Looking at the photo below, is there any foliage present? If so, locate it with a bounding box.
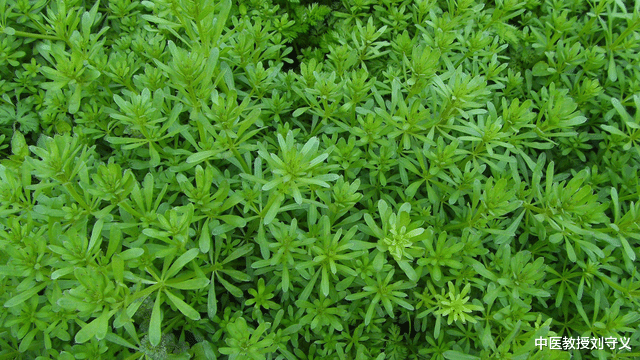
[1,0,640,359]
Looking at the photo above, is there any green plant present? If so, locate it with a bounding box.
[1,0,639,358]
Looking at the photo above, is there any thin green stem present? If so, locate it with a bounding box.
[11,29,60,41]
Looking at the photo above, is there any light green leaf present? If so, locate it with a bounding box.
[4,282,47,308]
[398,260,418,282]
[149,292,162,347]
[566,240,576,262]
[75,309,115,343]
[471,261,498,281]
[292,107,309,117]
[113,254,124,284]
[208,277,217,319]
[364,213,383,238]
[187,150,221,164]
[19,328,38,353]
[263,193,284,225]
[143,228,171,240]
[218,215,247,228]
[166,248,200,278]
[199,219,211,253]
[601,124,626,136]
[167,277,210,290]
[619,235,636,261]
[69,84,82,114]
[106,136,147,145]
[165,290,201,320]
[608,53,617,82]
[532,61,555,76]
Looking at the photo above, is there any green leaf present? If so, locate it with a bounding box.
[113,254,124,284]
[292,107,309,117]
[167,277,210,290]
[218,215,247,228]
[88,219,104,254]
[532,61,556,76]
[120,248,144,260]
[405,180,423,198]
[106,136,147,145]
[397,260,418,282]
[4,282,47,308]
[19,328,38,353]
[105,333,138,350]
[494,209,525,245]
[471,261,498,281]
[608,53,617,82]
[165,290,201,320]
[263,193,284,225]
[566,240,576,262]
[217,275,243,298]
[69,84,82,114]
[364,294,380,325]
[212,0,231,44]
[373,251,385,271]
[299,268,321,303]
[199,219,211,253]
[601,124,626,136]
[187,150,222,164]
[193,340,218,360]
[143,228,171,241]
[221,269,251,282]
[165,248,200,278]
[549,233,563,244]
[149,292,162,347]
[51,267,75,280]
[75,309,114,343]
[222,244,254,265]
[208,277,217,319]
[619,235,636,261]
[364,213,383,238]
[106,226,123,259]
[149,143,160,166]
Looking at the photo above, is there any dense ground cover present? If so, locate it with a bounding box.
[0,0,639,359]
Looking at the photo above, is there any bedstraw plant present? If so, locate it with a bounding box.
[1,0,639,359]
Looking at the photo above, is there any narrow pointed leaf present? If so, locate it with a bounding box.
[165,290,201,320]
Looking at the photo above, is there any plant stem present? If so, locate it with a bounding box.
[10,29,60,41]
